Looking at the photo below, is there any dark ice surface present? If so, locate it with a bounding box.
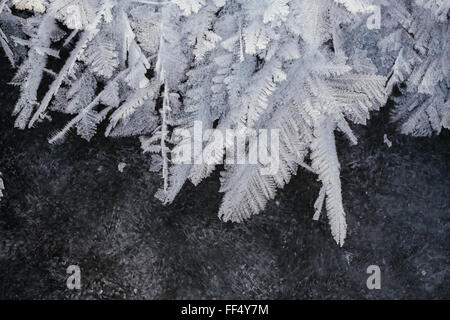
[0,58,448,299]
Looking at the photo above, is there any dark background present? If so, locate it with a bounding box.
[0,57,448,299]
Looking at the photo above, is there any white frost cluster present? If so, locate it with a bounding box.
[11,0,47,13]
[0,0,448,246]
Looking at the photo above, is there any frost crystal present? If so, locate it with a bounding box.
[1,0,448,246]
[0,173,4,201]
